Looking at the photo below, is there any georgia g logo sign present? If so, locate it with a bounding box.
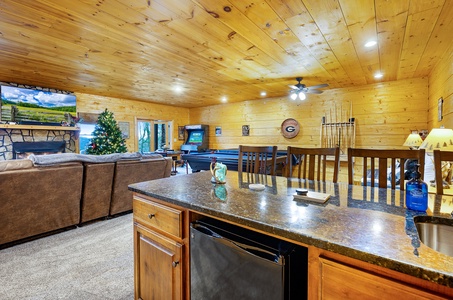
[281,118,300,139]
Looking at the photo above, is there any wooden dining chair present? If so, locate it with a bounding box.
[238,145,278,175]
[286,146,340,182]
[433,149,453,194]
[347,148,425,190]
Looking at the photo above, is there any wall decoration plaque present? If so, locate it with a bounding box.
[281,118,300,139]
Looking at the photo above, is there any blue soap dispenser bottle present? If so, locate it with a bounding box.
[405,164,428,211]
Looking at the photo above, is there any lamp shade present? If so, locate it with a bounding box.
[403,133,423,148]
[419,128,453,152]
[298,91,306,100]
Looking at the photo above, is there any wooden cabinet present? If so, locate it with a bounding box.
[319,257,449,300]
[133,195,187,300]
[131,192,453,300]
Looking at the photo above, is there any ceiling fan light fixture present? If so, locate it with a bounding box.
[290,92,298,100]
[298,91,306,100]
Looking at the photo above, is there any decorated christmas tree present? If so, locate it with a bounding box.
[85,108,127,155]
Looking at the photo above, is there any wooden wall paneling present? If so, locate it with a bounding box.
[414,1,453,78]
[375,0,410,82]
[228,0,328,82]
[428,40,453,129]
[339,0,379,84]
[76,93,189,152]
[190,78,428,184]
[192,0,301,68]
[272,0,347,88]
[0,1,450,108]
[303,0,367,86]
[398,5,444,79]
[165,7,277,79]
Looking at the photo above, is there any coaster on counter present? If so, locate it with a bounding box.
[293,191,330,203]
[249,184,266,191]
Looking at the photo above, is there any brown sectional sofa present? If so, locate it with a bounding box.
[80,162,115,223]
[0,153,172,247]
[110,158,172,215]
[0,162,83,246]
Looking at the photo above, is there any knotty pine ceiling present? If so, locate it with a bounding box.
[0,0,451,108]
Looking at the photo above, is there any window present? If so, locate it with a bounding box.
[137,119,172,153]
[78,123,96,154]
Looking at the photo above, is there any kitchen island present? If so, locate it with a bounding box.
[129,171,453,299]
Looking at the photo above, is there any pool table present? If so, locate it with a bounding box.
[181,149,288,174]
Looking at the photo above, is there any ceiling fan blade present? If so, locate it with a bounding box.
[307,83,329,89]
[288,85,298,89]
[306,89,323,94]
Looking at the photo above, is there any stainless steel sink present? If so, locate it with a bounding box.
[415,219,453,257]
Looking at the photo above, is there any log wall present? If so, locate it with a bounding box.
[428,41,453,129]
[76,93,190,152]
[189,78,429,182]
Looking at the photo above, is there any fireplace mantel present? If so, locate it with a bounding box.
[0,124,80,131]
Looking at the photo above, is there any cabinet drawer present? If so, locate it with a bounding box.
[133,196,183,238]
[319,258,448,300]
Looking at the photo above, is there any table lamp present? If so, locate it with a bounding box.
[419,128,453,152]
[419,127,453,187]
[403,132,423,149]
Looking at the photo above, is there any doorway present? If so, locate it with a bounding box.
[136,119,172,153]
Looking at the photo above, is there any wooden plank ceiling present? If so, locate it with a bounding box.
[0,0,451,108]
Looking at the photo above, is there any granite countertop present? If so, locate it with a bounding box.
[128,171,453,288]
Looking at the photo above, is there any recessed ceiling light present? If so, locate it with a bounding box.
[173,86,183,93]
[365,40,377,47]
[221,96,227,102]
[374,73,383,79]
[260,91,267,97]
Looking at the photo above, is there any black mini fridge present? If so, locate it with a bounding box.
[190,219,307,300]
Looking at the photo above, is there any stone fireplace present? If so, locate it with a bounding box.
[0,126,78,160]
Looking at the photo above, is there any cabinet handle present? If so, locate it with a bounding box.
[148,213,155,219]
[172,261,179,268]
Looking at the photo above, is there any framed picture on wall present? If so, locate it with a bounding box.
[438,97,443,121]
[178,126,185,140]
[118,122,130,139]
[242,125,250,136]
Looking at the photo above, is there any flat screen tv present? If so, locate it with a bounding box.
[0,85,76,125]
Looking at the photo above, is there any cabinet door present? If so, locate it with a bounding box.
[319,258,448,300]
[134,223,183,300]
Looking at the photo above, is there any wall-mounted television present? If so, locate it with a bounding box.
[0,85,76,125]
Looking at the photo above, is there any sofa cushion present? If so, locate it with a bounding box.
[110,158,170,215]
[141,153,164,160]
[0,159,33,172]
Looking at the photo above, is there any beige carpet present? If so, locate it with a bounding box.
[0,214,134,300]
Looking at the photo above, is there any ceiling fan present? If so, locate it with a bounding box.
[288,77,328,100]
